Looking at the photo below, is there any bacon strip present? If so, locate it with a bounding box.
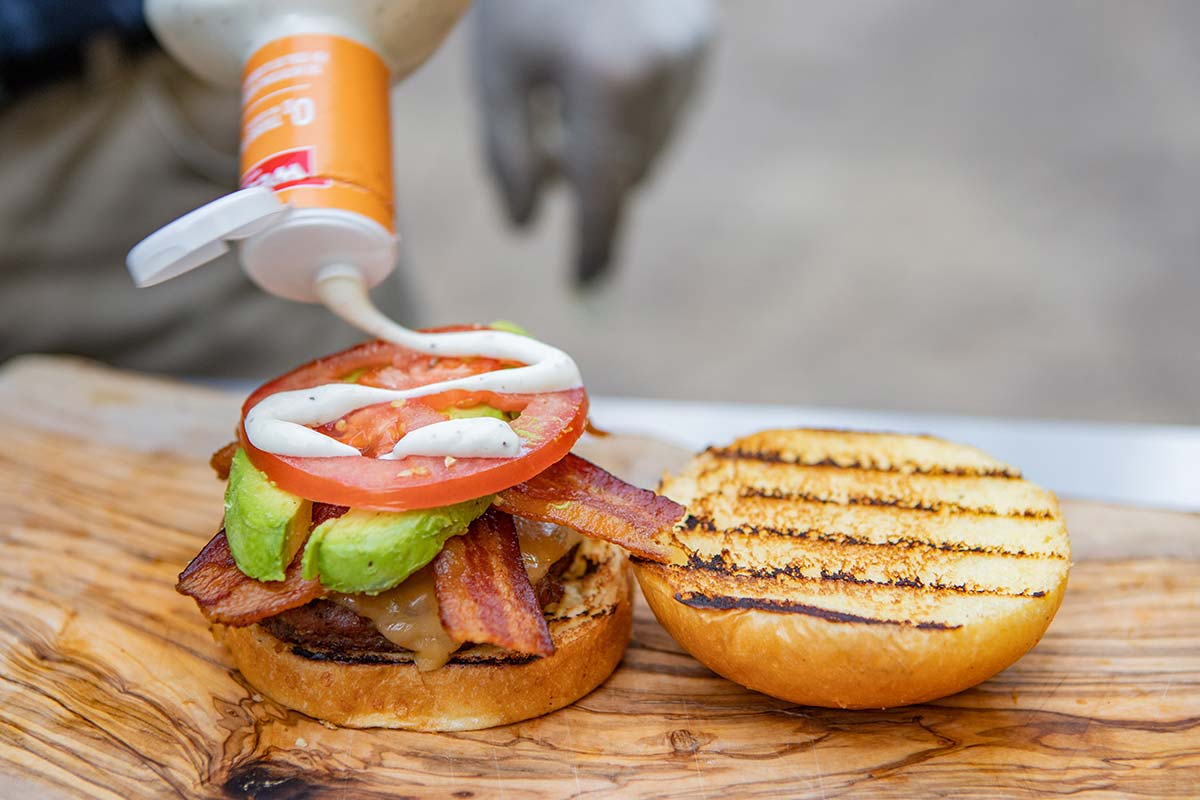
[176,531,327,626]
[310,502,349,527]
[433,510,554,656]
[495,454,685,563]
[210,441,238,480]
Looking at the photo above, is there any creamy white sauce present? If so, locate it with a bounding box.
[243,269,582,459]
[382,417,519,460]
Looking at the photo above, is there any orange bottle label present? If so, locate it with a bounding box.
[240,34,394,232]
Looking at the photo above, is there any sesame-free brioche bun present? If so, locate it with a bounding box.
[218,539,632,730]
[637,429,1070,709]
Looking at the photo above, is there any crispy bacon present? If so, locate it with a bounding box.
[183,449,681,635]
[433,510,554,656]
[176,531,327,626]
[310,502,349,527]
[584,418,610,438]
[210,441,238,480]
[495,454,685,563]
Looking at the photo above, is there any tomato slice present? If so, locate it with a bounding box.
[238,329,587,511]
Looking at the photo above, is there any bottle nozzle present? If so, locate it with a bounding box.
[314,263,403,344]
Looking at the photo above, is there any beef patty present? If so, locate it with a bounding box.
[260,545,577,654]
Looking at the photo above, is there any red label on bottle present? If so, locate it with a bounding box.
[241,147,332,192]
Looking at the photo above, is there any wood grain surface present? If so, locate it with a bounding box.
[1,356,1197,799]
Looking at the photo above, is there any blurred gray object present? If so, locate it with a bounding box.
[0,0,712,374]
[588,396,1200,512]
[1,1,1197,428]
[202,376,1200,511]
[393,0,1199,426]
[471,0,712,284]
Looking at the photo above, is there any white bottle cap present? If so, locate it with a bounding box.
[126,187,398,302]
[127,187,288,287]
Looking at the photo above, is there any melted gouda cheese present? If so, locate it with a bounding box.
[329,520,580,670]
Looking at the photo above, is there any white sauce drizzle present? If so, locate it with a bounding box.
[243,268,582,460]
[381,416,519,460]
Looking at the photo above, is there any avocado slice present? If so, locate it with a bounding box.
[224,448,311,582]
[445,404,512,421]
[301,495,492,594]
[488,319,529,336]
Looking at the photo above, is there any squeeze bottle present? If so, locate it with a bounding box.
[126,0,470,301]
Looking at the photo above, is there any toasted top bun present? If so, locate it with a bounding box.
[219,538,632,730]
[637,428,1071,709]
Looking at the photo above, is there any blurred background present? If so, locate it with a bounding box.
[2,0,1197,424]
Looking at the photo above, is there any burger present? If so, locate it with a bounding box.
[177,332,684,730]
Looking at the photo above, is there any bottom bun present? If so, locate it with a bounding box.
[217,540,632,730]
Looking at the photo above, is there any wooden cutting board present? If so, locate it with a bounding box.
[1,355,1196,799]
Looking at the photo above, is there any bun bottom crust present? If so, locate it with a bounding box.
[635,562,1067,709]
[218,543,633,730]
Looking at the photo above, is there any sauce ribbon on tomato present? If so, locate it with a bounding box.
[240,336,587,511]
[240,272,587,511]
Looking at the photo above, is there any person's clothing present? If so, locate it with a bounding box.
[0,0,147,104]
[0,0,143,59]
[0,40,410,378]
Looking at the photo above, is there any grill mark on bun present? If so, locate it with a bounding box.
[285,604,618,664]
[737,487,1055,519]
[709,448,1022,479]
[655,430,1069,662]
[543,604,617,624]
[681,552,1048,598]
[289,644,542,666]
[684,455,1058,519]
[683,494,1068,558]
[685,515,1066,560]
[673,591,962,631]
[650,560,1038,630]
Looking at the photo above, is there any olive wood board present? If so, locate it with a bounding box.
[0,355,1196,799]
